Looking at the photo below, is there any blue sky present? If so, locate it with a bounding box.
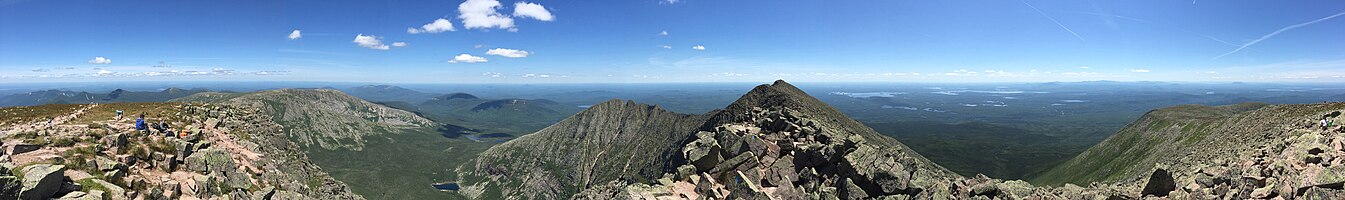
[1,0,1343,83]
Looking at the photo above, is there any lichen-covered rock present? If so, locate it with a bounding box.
[18,164,65,200]
[184,148,234,173]
[684,131,723,171]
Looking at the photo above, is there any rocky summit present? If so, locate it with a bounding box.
[454,80,1345,199]
[0,102,361,199]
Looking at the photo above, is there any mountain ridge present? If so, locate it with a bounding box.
[171,88,434,150]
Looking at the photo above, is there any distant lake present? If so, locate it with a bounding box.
[433,183,460,191]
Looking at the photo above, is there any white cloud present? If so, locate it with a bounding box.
[661,0,680,5]
[408,18,456,34]
[482,72,503,77]
[449,54,488,63]
[459,0,515,30]
[485,48,530,58]
[660,30,669,36]
[353,34,390,50]
[288,30,302,40]
[392,42,408,47]
[661,45,672,49]
[97,69,113,76]
[513,2,554,21]
[692,45,706,50]
[521,73,553,78]
[88,57,112,64]
[1130,69,1151,73]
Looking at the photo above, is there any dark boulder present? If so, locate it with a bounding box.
[1140,167,1176,197]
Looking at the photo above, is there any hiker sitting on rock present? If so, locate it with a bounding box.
[159,121,173,137]
[151,119,165,134]
[135,114,148,134]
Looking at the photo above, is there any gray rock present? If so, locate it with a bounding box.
[839,177,868,200]
[104,169,126,181]
[684,131,723,171]
[250,186,275,200]
[205,118,221,129]
[87,179,125,200]
[18,164,65,200]
[840,144,910,195]
[94,156,126,172]
[184,148,234,173]
[174,140,194,162]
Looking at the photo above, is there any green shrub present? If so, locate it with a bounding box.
[50,137,77,147]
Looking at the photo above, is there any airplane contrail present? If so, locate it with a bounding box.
[1212,11,1345,60]
[1021,0,1086,41]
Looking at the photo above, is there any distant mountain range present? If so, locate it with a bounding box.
[0,88,209,107]
[342,85,582,136]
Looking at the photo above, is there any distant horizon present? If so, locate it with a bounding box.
[5,79,1345,85]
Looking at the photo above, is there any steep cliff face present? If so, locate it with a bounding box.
[455,99,710,199]
[173,89,434,150]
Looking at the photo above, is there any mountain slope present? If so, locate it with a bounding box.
[172,89,434,150]
[1034,102,1340,183]
[1032,102,1269,185]
[455,99,709,199]
[1033,102,1345,198]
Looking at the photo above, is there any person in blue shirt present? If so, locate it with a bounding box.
[135,114,147,133]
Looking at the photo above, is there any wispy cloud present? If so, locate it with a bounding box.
[408,18,456,34]
[1021,0,1085,41]
[1130,69,1151,73]
[692,45,706,50]
[485,48,530,58]
[1212,10,1345,60]
[352,34,404,50]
